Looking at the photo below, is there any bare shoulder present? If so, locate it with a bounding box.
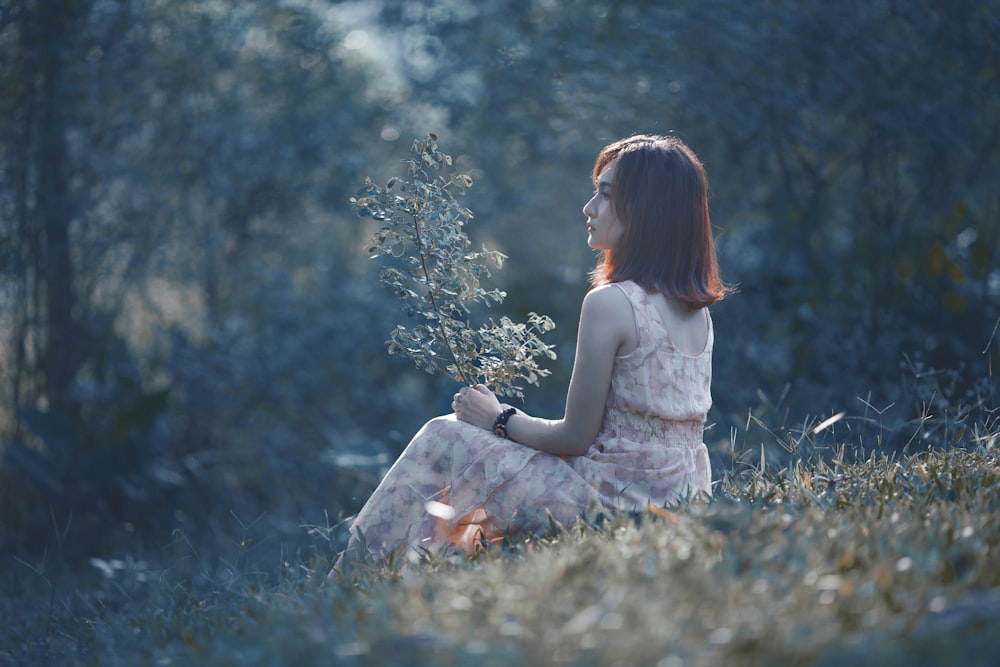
[580,283,638,355]
[582,283,632,316]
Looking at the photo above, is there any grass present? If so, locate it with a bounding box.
[2,420,999,666]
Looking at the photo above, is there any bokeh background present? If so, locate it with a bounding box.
[1,0,998,563]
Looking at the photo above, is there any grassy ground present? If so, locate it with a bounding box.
[2,428,999,665]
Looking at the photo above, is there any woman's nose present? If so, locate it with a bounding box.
[583,196,596,218]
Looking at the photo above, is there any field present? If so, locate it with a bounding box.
[3,423,998,666]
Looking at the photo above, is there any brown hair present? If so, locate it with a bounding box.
[590,135,730,308]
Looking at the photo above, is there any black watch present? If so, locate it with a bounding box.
[492,407,517,439]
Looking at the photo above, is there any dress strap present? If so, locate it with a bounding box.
[610,280,644,303]
[610,281,647,350]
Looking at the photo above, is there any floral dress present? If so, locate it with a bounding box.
[344,280,713,562]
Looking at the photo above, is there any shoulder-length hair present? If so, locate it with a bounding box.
[590,135,731,308]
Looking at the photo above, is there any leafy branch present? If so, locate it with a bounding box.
[352,134,556,399]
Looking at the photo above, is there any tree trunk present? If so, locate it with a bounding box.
[30,1,79,418]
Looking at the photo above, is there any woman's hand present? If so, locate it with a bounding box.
[452,384,504,432]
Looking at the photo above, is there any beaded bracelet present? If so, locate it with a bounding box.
[492,407,517,439]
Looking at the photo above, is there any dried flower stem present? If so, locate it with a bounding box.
[352,134,556,399]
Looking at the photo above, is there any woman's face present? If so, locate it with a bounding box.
[583,162,624,251]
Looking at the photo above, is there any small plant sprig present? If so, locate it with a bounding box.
[352,134,556,399]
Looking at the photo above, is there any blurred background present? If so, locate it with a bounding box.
[1,0,998,564]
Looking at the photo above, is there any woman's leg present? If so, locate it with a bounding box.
[334,416,479,569]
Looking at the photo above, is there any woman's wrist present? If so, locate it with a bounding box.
[492,407,517,439]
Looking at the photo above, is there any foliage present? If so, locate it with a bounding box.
[355,134,556,399]
[0,0,427,552]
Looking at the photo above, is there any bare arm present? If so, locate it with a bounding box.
[454,284,636,456]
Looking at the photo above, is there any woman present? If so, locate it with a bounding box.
[335,135,730,572]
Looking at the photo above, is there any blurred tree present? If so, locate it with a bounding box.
[665,0,1000,436]
[2,0,82,425]
[0,0,192,527]
[0,0,423,546]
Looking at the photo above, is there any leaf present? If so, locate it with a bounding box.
[355,134,557,395]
